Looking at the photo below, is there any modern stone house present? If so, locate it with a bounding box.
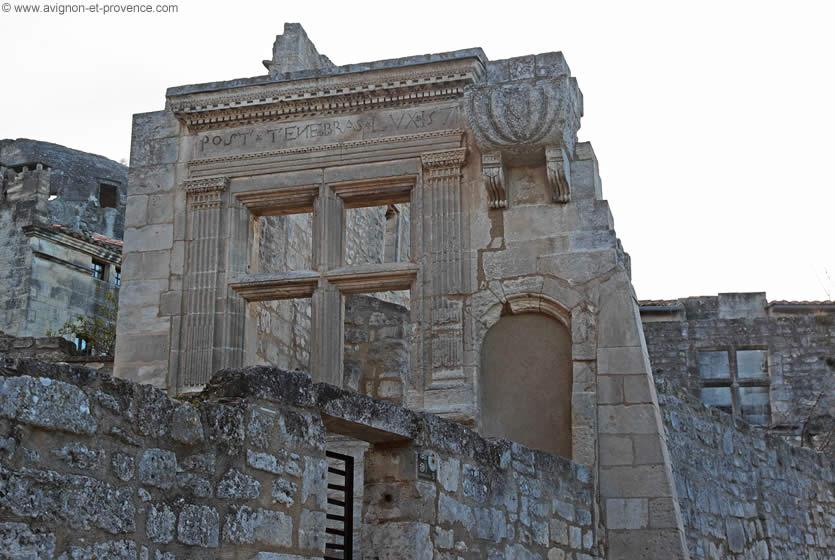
[0,24,832,560]
[0,140,127,351]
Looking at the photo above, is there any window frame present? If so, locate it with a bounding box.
[697,346,771,425]
[91,259,106,281]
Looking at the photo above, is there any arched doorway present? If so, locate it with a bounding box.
[480,312,572,457]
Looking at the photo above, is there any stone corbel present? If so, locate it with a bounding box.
[545,146,571,204]
[481,152,507,209]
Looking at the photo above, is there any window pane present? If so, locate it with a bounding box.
[737,350,768,379]
[91,261,105,280]
[739,386,770,426]
[701,386,732,413]
[698,351,730,379]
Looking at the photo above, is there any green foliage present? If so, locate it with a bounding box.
[47,289,119,356]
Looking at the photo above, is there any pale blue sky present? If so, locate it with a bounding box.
[3,0,833,301]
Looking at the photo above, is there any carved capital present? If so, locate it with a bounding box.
[545,146,571,204]
[183,176,229,194]
[481,152,507,209]
[420,148,467,180]
[420,148,467,169]
[184,176,228,209]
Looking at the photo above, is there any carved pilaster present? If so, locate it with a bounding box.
[178,176,229,389]
[546,145,571,203]
[420,148,467,295]
[420,148,468,391]
[481,152,507,209]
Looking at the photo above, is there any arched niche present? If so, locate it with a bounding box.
[479,296,572,458]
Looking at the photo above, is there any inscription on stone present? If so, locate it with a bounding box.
[195,105,460,158]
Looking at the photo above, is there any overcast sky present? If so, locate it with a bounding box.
[3,0,833,301]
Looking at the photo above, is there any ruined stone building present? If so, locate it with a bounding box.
[0,139,126,352]
[641,292,834,453]
[0,24,832,560]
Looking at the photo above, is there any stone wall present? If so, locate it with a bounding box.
[641,293,835,449]
[0,333,115,375]
[1,141,125,341]
[0,359,329,559]
[0,358,598,560]
[657,378,835,560]
[364,430,597,560]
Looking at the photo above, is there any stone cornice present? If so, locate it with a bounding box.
[23,224,122,264]
[168,58,485,132]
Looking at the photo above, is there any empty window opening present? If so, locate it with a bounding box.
[345,202,410,266]
[99,183,119,208]
[250,214,314,371]
[75,336,92,355]
[343,290,412,405]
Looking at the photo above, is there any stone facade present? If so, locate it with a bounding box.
[0,140,126,343]
[641,292,835,452]
[113,22,693,557]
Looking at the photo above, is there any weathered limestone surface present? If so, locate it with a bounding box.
[657,378,835,559]
[0,359,600,559]
[0,359,329,559]
[642,293,835,451]
[343,294,410,404]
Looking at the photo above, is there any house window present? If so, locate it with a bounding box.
[75,336,92,355]
[698,348,771,425]
[91,260,106,280]
[99,183,119,208]
[113,267,121,288]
